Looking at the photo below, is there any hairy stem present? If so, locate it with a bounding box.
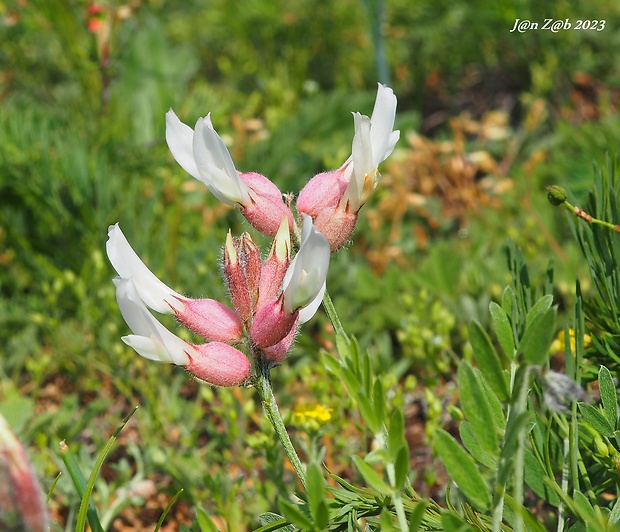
[253,354,307,491]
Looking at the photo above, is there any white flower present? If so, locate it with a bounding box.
[165,109,250,206]
[106,224,184,314]
[282,215,330,323]
[114,277,192,365]
[343,83,400,211]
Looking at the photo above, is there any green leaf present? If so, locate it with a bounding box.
[388,410,406,462]
[340,366,360,397]
[352,455,393,495]
[458,361,499,455]
[572,490,597,522]
[394,445,410,489]
[432,429,490,511]
[196,506,219,532]
[256,512,293,532]
[459,421,497,469]
[356,393,381,434]
[335,332,351,361]
[440,512,476,532]
[476,368,506,430]
[306,463,328,529]
[278,498,314,531]
[322,352,342,377]
[610,497,620,524]
[525,294,553,327]
[408,501,428,532]
[599,365,618,430]
[523,449,560,505]
[501,286,515,317]
[372,378,385,430]
[489,301,516,361]
[468,321,509,401]
[503,494,548,532]
[519,307,556,366]
[579,403,615,437]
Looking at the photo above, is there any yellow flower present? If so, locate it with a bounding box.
[551,329,592,354]
[292,404,333,426]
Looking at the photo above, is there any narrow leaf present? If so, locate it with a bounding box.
[394,444,410,489]
[388,409,406,462]
[458,361,499,455]
[523,449,560,505]
[525,294,553,327]
[519,308,556,365]
[278,499,314,530]
[459,421,497,469]
[468,321,509,401]
[352,455,393,495]
[408,501,428,532]
[579,403,615,437]
[432,429,490,511]
[489,301,515,360]
[599,365,618,430]
[306,463,326,527]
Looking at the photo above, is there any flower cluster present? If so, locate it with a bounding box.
[107,84,398,386]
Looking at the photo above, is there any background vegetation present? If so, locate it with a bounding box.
[1,0,620,529]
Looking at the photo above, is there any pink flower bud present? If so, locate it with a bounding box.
[261,318,299,365]
[187,342,251,386]
[223,231,261,323]
[256,217,291,313]
[240,172,295,237]
[282,215,330,323]
[296,166,349,218]
[174,298,243,344]
[116,279,250,387]
[250,297,298,349]
[312,203,358,252]
[0,414,48,532]
[296,84,399,249]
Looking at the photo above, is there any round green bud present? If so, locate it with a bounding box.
[546,185,567,206]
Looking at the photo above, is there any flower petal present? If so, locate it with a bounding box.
[369,83,400,166]
[192,115,250,205]
[165,109,200,180]
[115,278,192,365]
[282,216,330,317]
[106,224,184,314]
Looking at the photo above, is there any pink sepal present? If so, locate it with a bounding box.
[240,172,295,237]
[296,166,349,217]
[262,317,299,365]
[313,204,358,252]
[186,342,251,386]
[250,297,298,348]
[174,297,243,343]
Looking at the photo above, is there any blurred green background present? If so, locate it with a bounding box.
[1,0,620,528]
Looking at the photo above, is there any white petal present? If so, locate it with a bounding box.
[298,281,326,324]
[283,216,330,317]
[192,116,250,205]
[346,113,372,210]
[115,278,191,365]
[165,109,200,180]
[106,224,184,314]
[369,84,399,166]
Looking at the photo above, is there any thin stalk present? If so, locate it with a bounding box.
[547,185,620,233]
[253,354,307,490]
[512,366,531,532]
[491,360,518,532]
[322,290,346,338]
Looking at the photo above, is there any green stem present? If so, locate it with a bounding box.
[547,186,620,232]
[253,355,307,491]
[322,290,346,338]
[513,366,531,532]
